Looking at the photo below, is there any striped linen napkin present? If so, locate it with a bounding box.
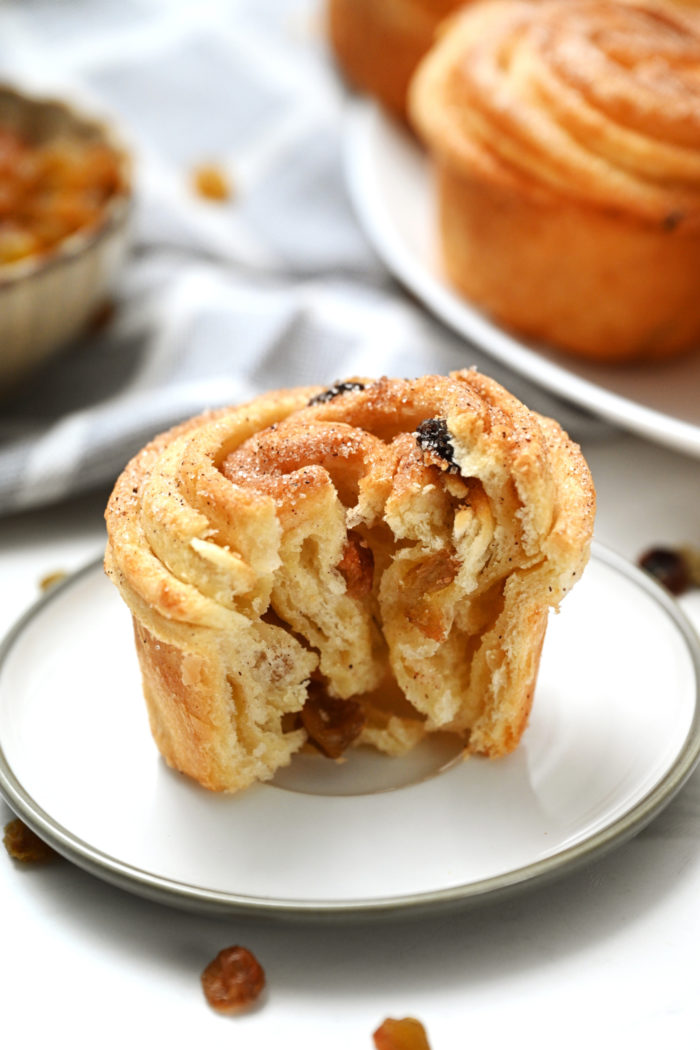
[0,0,609,516]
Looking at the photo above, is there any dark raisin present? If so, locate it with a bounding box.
[308,381,366,405]
[300,683,365,758]
[415,418,460,473]
[637,547,690,595]
[201,946,265,1013]
[662,211,684,232]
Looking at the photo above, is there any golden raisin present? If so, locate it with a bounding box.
[337,535,374,598]
[402,551,458,599]
[373,1017,432,1050]
[300,682,365,758]
[201,945,265,1013]
[3,818,57,862]
[0,126,125,264]
[191,164,232,202]
[406,601,449,643]
[401,551,458,641]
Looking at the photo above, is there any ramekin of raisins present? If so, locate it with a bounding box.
[0,83,131,391]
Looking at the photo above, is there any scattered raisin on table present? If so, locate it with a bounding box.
[201,945,265,1013]
[637,547,691,596]
[373,1017,433,1050]
[3,818,57,862]
[191,164,233,202]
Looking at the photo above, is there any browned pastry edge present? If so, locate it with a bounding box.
[437,161,700,361]
[327,0,457,118]
[105,372,595,792]
[409,0,700,362]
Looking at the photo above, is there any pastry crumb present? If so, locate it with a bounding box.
[39,569,68,592]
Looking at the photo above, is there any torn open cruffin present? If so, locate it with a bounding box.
[104,372,595,793]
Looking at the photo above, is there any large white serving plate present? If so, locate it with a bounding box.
[345,102,700,459]
[1,546,699,918]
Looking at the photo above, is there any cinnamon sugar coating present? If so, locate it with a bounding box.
[105,372,595,793]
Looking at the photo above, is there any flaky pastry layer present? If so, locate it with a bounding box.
[105,372,595,792]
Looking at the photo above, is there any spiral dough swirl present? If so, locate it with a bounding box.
[105,372,595,792]
[412,0,700,226]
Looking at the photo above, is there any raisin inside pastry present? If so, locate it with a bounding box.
[105,372,595,792]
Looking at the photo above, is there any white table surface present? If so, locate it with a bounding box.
[1,429,699,1049]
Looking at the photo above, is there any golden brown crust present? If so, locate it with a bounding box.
[105,372,595,792]
[409,0,700,361]
[327,0,464,118]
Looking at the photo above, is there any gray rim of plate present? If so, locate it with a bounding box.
[1,542,699,921]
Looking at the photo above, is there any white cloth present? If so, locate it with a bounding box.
[0,0,610,515]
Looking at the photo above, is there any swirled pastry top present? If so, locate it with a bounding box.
[104,372,594,790]
[106,373,594,632]
[409,0,700,228]
[406,0,466,20]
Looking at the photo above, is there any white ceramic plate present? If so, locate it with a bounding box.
[1,546,699,918]
[344,102,700,459]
